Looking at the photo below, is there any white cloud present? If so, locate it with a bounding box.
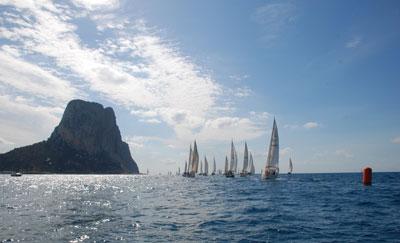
[0,51,79,104]
[234,86,253,98]
[139,118,161,124]
[391,136,400,144]
[71,0,119,11]
[229,74,249,81]
[280,147,293,157]
[252,2,296,44]
[0,137,14,145]
[346,36,362,48]
[0,95,62,152]
[303,122,319,129]
[335,149,354,158]
[125,135,165,149]
[196,116,265,142]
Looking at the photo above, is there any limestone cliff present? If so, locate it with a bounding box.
[0,100,139,174]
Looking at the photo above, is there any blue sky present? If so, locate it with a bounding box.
[0,0,399,173]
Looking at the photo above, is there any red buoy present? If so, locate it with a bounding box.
[362,167,372,186]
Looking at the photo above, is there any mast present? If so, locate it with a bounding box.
[265,118,279,172]
[242,142,249,173]
[224,156,228,174]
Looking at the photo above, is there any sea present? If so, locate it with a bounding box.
[1,173,399,242]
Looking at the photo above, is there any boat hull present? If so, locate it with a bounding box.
[225,171,235,178]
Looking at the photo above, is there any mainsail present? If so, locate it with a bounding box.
[234,149,238,173]
[213,157,216,174]
[200,160,203,174]
[204,156,209,175]
[224,156,228,174]
[242,142,249,173]
[264,118,279,177]
[192,141,199,173]
[289,158,293,173]
[230,141,235,171]
[187,145,192,173]
[249,153,255,174]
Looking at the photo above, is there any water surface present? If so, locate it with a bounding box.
[1,173,399,242]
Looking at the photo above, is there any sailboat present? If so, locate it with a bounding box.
[199,159,203,175]
[240,142,249,177]
[203,156,209,176]
[211,157,216,175]
[224,156,228,175]
[262,118,279,180]
[183,145,192,177]
[183,161,187,176]
[234,149,238,174]
[249,152,255,175]
[186,140,199,177]
[288,158,293,174]
[226,141,236,178]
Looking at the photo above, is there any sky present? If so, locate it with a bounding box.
[0,0,399,173]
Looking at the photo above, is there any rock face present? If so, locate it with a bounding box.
[0,100,139,174]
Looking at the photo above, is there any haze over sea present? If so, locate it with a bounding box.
[1,173,399,242]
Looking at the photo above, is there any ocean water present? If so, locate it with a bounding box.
[1,173,399,242]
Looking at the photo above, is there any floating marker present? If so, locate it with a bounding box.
[362,167,372,186]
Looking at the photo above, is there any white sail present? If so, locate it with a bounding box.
[224,156,228,174]
[200,160,203,174]
[289,158,293,173]
[213,157,216,173]
[242,142,249,173]
[192,140,199,173]
[230,141,235,171]
[234,149,238,173]
[250,153,255,174]
[204,156,209,175]
[263,118,279,178]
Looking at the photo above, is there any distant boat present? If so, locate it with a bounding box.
[211,157,216,175]
[240,142,249,177]
[183,145,192,177]
[224,156,228,175]
[185,141,199,177]
[249,152,255,175]
[199,159,203,175]
[262,118,279,180]
[203,156,209,176]
[226,141,236,178]
[288,158,293,174]
[11,172,22,177]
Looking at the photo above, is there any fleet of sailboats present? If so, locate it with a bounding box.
[181,119,288,180]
